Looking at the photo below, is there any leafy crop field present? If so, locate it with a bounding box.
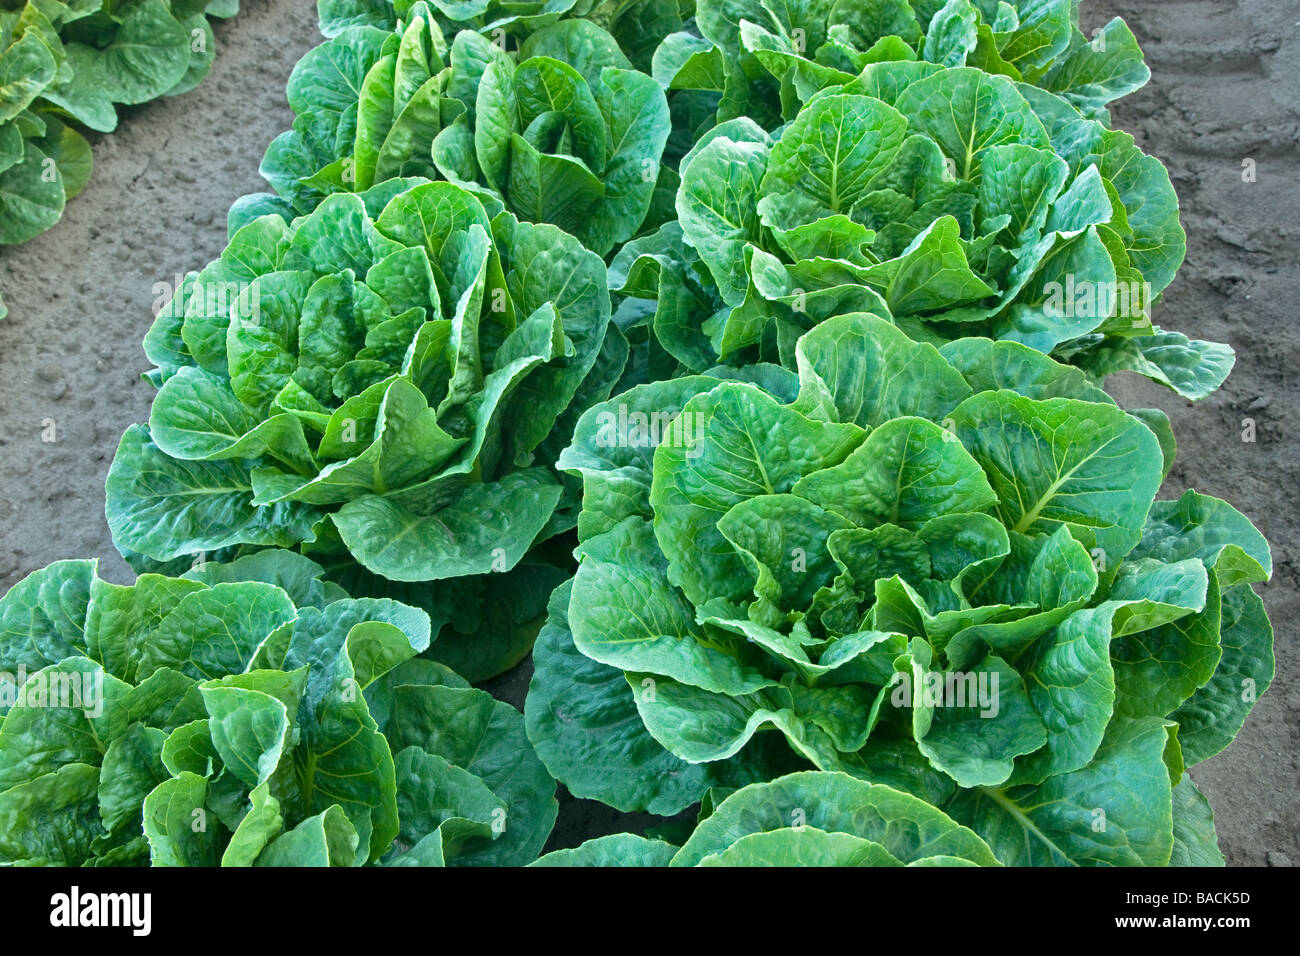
[0,0,1294,867]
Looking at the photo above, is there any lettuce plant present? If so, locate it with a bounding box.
[1,0,237,313]
[251,4,670,258]
[318,0,582,39]
[107,179,617,678]
[533,771,1002,866]
[34,1,236,131]
[248,8,442,224]
[614,62,1230,400]
[1,5,89,252]
[0,0,237,234]
[654,0,1149,138]
[318,0,687,73]
[526,312,1273,865]
[426,17,671,255]
[0,551,556,866]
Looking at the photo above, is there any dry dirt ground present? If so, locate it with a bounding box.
[0,0,1294,863]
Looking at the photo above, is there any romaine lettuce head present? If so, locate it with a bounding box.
[107,179,619,679]
[527,312,1273,865]
[655,0,1148,137]
[10,0,230,136]
[319,0,578,40]
[255,3,671,257]
[616,63,1229,400]
[318,0,685,73]
[532,770,1001,866]
[1,0,234,273]
[0,551,557,866]
[1,6,71,247]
